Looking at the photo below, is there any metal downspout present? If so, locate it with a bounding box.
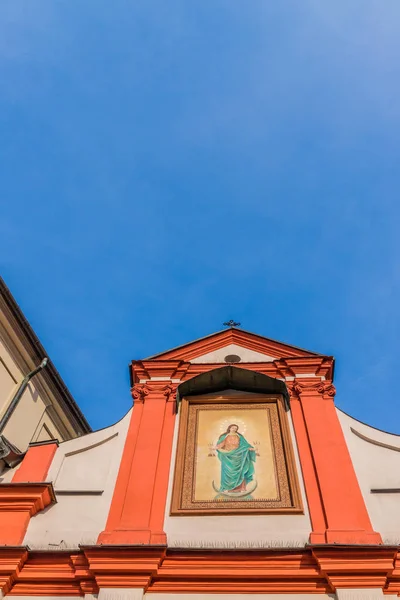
[0,358,48,434]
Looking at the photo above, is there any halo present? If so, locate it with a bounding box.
[219,417,247,434]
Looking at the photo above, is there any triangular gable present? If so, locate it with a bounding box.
[146,328,322,362]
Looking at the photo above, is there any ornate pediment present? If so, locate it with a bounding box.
[146,327,323,363]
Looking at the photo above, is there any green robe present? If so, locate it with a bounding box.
[216,432,256,492]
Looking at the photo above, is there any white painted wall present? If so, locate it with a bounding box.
[145,594,336,599]
[7,596,337,600]
[190,343,277,363]
[21,409,131,549]
[338,408,400,544]
[164,393,312,548]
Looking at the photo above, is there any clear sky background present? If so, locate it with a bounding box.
[1,1,399,432]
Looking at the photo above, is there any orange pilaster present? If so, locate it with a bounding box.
[291,380,381,545]
[12,441,58,483]
[98,382,177,545]
[0,442,58,546]
[0,483,55,545]
[289,393,327,543]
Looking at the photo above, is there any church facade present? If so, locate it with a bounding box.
[0,327,399,599]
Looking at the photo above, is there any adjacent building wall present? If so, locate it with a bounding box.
[0,277,91,463]
[0,337,65,448]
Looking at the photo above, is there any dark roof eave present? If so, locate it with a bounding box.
[0,277,91,434]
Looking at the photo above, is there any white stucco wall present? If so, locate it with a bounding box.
[338,408,400,544]
[22,409,131,549]
[190,343,277,363]
[145,594,336,599]
[164,393,312,548]
[9,591,397,600]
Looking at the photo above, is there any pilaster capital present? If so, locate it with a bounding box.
[131,383,151,403]
[288,379,336,399]
[131,382,178,403]
[162,382,178,402]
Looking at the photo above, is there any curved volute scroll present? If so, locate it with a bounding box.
[131,382,178,404]
[131,383,150,403]
[288,379,336,400]
[163,383,178,403]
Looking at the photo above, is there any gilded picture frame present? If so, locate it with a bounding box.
[171,393,303,515]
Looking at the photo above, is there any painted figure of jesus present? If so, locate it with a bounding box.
[215,424,256,493]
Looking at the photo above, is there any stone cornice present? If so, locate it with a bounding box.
[1,546,399,596]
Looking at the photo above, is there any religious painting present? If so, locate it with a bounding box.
[171,394,302,515]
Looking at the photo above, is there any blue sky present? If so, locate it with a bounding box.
[1,1,399,432]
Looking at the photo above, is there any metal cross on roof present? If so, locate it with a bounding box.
[223,319,241,328]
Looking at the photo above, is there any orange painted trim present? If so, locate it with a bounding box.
[292,380,382,545]
[0,548,27,596]
[0,483,55,545]
[12,442,58,483]
[153,328,322,361]
[289,394,327,543]
[99,383,177,545]
[131,356,334,384]
[312,546,396,590]
[3,546,400,595]
[98,401,144,537]
[85,547,165,590]
[148,398,176,544]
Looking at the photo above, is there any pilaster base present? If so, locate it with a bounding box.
[310,530,382,545]
[98,529,166,545]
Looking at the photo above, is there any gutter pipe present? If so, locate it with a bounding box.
[0,358,48,433]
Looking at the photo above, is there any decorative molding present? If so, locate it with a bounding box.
[131,382,178,403]
[84,547,165,590]
[0,483,55,514]
[64,432,118,457]
[312,547,396,590]
[288,380,336,398]
[2,547,400,595]
[350,427,400,453]
[132,360,189,383]
[371,488,400,494]
[131,384,150,403]
[168,538,307,549]
[148,328,323,362]
[0,548,27,596]
[162,383,178,402]
[55,489,104,496]
[0,483,56,545]
[7,552,98,597]
[132,358,334,386]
